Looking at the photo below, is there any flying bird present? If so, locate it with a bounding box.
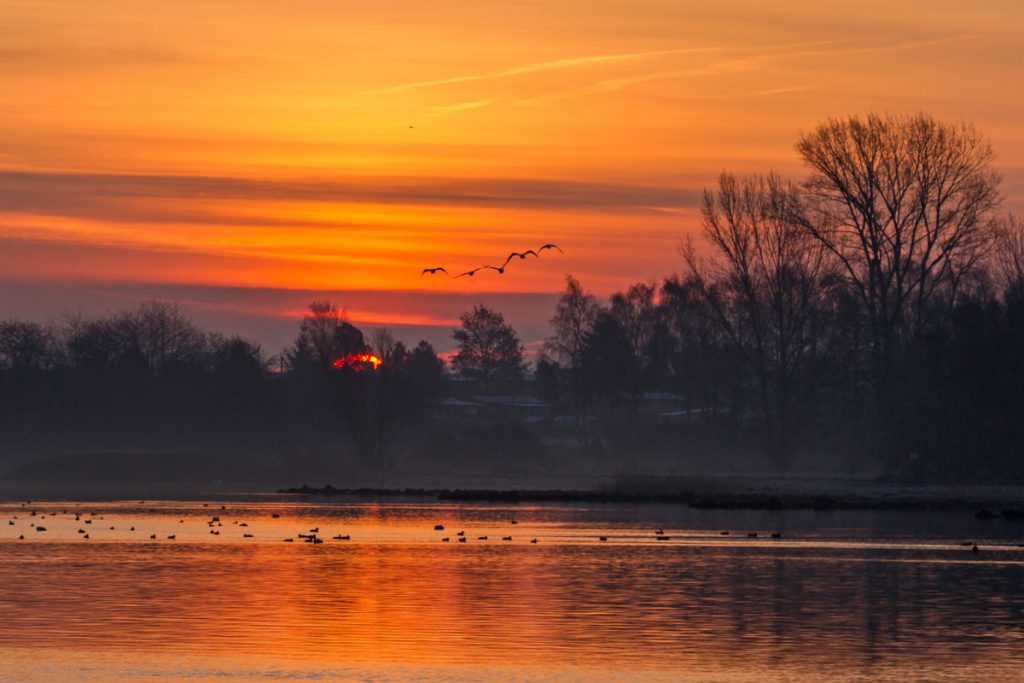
[500,250,538,269]
[537,243,564,254]
[455,266,487,278]
[481,265,506,275]
[421,267,449,276]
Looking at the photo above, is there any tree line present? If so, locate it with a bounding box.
[1,113,1022,482]
[538,113,1023,481]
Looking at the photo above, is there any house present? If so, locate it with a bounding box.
[434,394,549,424]
[470,394,549,422]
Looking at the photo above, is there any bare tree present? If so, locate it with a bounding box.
[995,214,1024,300]
[544,275,600,435]
[545,275,600,369]
[291,301,365,370]
[610,282,659,365]
[369,327,399,362]
[0,321,57,374]
[684,172,831,465]
[452,305,525,392]
[132,300,206,372]
[796,113,1002,466]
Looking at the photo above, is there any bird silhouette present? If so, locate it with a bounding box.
[455,266,487,278]
[421,267,449,276]
[500,250,538,269]
[537,243,564,254]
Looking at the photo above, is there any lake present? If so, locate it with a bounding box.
[1,500,1023,681]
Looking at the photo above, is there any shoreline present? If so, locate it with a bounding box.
[277,484,1024,517]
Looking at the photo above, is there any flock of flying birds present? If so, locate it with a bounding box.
[421,243,563,279]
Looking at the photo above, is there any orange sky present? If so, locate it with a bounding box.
[2,0,1022,351]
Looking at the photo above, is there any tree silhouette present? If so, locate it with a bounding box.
[684,172,832,467]
[797,113,1003,469]
[452,305,525,392]
[544,275,600,438]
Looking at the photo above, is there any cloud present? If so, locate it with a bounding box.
[431,98,498,113]
[755,86,814,96]
[0,42,193,70]
[365,47,723,95]
[516,35,977,105]
[0,170,702,219]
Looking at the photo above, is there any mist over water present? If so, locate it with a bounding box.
[2,501,1022,682]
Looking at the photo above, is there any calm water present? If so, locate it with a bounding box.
[1,500,1023,682]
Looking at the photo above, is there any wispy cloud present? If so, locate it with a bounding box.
[755,85,814,96]
[516,35,978,105]
[431,98,497,113]
[0,170,702,217]
[366,47,723,95]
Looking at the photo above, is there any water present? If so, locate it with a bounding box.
[1,500,1023,681]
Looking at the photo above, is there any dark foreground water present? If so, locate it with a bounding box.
[1,500,1023,682]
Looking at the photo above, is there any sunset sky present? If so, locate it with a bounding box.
[2,0,1022,353]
